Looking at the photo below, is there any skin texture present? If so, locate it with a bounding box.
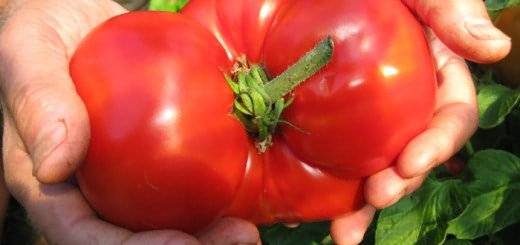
[0,1,8,239]
[72,0,435,232]
[0,0,510,244]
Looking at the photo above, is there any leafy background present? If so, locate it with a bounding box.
[2,0,520,244]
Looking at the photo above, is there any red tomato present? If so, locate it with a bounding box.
[263,0,436,177]
[444,157,466,176]
[71,14,249,232]
[71,0,436,233]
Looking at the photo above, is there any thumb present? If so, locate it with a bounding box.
[403,0,511,63]
[0,15,90,184]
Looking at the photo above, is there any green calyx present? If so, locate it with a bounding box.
[226,36,334,152]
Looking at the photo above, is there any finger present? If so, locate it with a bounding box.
[0,0,125,183]
[284,223,300,228]
[198,217,260,245]
[0,162,8,236]
[330,205,376,245]
[0,19,89,183]
[397,104,477,178]
[396,33,478,178]
[0,112,8,235]
[0,14,89,183]
[123,230,200,245]
[2,110,130,244]
[402,0,511,63]
[364,167,426,209]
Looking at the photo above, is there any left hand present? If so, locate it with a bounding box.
[0,1,260,244]
[331,0,511,244]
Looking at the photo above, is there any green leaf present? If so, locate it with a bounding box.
[239,94,254,113]
[251,90,267,116]
[149,0,189,12]
[467,150,520,194]
[474,70,495,86]
[234,101,253,116]
[273,99,285,120]
[225,75,240,94]
[238,73,249,93]
[486,0,520,18]
[443,239,473,245]
[260,222,331,245]
[477,84,520,129]
[445,150,520,240]
[376,178,470,245]
[447,183,520,240]
[486,0,520,11]
[234,110,255,131]
[252,65,270,83]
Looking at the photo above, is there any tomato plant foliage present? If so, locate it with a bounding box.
[377,150,520,244]
[149,0,188,12]
[487,0,520,17]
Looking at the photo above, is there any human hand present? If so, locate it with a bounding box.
[330,0,512,244]
[0,0,259,243]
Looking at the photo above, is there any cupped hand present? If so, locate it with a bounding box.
[0,0,259,244]
[330,0,511,244]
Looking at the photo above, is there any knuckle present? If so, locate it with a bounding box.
[11,82,55,119]
[9,81,71,141]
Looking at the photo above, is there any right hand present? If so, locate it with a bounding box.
[0,0,259,243]
[330,0,511,244]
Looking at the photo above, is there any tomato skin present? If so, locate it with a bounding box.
[181,0,289,61]
[493,5,520,88]
[225,138,364,224]
[263,0,436,177]
[72,0,436,233]
[71,12,249,233]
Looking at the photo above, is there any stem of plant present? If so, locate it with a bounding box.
[464,142,475,156]
[226,36,334,152]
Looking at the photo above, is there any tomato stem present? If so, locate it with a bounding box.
[264,37,334,102]
[226,36,334,152]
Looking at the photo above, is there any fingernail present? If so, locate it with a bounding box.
[465,19,511,41]
[283,223,300,228]
[32,121,67,175]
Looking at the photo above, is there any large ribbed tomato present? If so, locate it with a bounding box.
[71,0,436,233]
